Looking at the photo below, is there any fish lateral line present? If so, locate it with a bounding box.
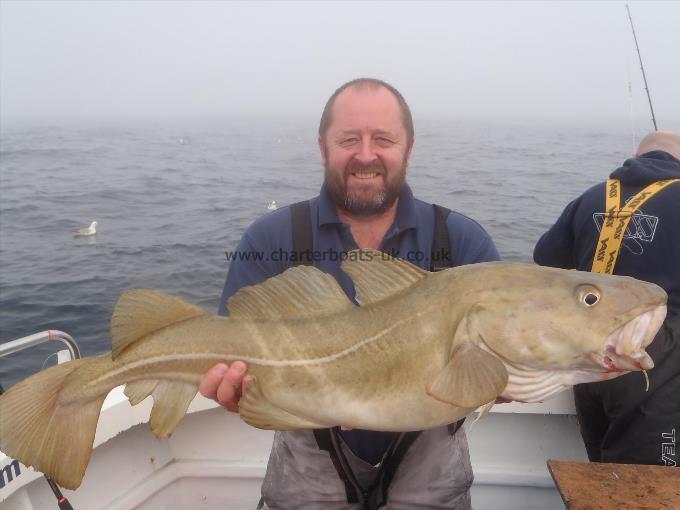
[89,315,419,388]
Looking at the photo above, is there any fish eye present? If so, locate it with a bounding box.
[584,293,599,306]
[577,285,601,307]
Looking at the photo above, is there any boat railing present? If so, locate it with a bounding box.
[0,330,81,362]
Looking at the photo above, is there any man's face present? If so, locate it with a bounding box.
[320,86,412,216]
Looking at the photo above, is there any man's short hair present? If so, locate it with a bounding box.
[318,78,414,151]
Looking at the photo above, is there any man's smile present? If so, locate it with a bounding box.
[349,171,381,180]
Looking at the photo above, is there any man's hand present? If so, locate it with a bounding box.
[199,361,251,413]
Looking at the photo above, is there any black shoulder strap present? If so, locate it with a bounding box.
[292,200,453,270]
[314,428,363,505]
[314,428,427,510]
[290,200,314,266]
[431,204,452,272]
[368,431,421,509]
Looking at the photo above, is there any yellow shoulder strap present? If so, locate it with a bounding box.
[592,178,680,274]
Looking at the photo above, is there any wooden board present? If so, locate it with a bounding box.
[547,459,680,510]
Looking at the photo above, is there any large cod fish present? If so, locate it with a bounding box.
[0,250,667,490]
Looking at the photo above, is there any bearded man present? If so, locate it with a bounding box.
[200,78,499,509]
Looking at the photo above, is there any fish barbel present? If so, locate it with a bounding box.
[0,250,667,489]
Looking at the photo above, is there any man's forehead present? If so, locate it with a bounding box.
[329,86,403,129]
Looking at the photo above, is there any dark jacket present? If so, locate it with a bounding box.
[534,150,680,466]
[534,150,680,315]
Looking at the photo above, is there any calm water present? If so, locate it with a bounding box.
[0,118,639,387]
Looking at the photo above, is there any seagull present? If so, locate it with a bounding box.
[267,200,278,211]
[74,221,97,236]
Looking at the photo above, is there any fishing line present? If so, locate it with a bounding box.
[41,352,59,370]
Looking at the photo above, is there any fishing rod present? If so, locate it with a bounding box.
[625,4,658,131]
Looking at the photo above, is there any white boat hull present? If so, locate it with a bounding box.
[1,387,585,509]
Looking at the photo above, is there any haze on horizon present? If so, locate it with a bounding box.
[1,1,679,129]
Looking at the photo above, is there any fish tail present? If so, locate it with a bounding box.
[0,357,107,490]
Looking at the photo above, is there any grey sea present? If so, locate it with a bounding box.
[0,118,642,387]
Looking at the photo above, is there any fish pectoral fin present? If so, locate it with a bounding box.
[426,343,508,409]
[111,290,207,359]
[148,381,198,438]
[238,377,326,431]
[227,266,353,319]
[341,249,429,305]
[125,379,159,406]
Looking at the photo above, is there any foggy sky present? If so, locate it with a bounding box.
[1,1,679,128]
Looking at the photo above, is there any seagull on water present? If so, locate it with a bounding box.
[74,221,97,236]
[267,200,278,211]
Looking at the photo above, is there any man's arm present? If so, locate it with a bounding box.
[533,201,578,269]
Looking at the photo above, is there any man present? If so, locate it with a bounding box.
[200,78,500,509]
[534,131,680,466]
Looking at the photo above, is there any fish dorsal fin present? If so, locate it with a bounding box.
[341,249,429,305]
[427,343,508,409]
[227,266,353,320]
[110,289,207,359]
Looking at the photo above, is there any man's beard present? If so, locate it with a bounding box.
[325,157,407,217]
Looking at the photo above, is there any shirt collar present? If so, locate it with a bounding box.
[318,182,419,235]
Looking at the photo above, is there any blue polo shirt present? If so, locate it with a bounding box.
[219,183,499,464]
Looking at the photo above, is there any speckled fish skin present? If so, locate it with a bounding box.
[0,252,668,489]
[56,258,669,431]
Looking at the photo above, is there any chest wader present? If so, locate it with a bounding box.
[264,200,463,510]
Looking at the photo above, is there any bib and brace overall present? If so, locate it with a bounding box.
[257,201,472,510]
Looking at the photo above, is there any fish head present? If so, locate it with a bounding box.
[463,263,666,398]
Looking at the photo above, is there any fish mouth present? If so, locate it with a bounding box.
[593,304,666,372]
